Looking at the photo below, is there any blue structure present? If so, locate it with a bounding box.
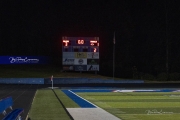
[0,78,144,84]
[62,90,96,108]
[0,78,44,84]
[0,97,23,120]
[44,78,144,84]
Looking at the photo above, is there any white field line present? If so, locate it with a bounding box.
[68,90,99,108]
[25,89,38,120]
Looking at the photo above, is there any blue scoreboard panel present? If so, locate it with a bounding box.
[62,36,99,71]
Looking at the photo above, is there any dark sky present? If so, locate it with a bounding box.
[1,0,180,73]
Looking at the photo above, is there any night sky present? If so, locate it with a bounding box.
[1,0,180,77]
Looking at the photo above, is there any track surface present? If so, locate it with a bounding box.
[0,84,45,120]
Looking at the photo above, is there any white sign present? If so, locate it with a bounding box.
[62,58,74,65]
[87,65,99,71]
[74,59,87,65]
[87,52,99,59]
[63,52,74,58]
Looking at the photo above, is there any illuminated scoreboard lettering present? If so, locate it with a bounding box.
[63,40,70,46]
[77,40,85,44]
[90,40,99,46]
[62,37,99,71]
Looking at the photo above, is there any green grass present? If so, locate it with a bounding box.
[28,89,78,120]
[0,65,113,79]
[54,89,80,108]
[28,90,180,120]
[77,92,180,120]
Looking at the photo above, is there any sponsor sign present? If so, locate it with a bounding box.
[75,52,87,58]
[74,59,87,65]
[87,65,99,71]
[63,65,74,71]
[63,52,74,58]
[87,59,99,65]
[0,56,48,64]
[62,58,74,65]
[74,65,87,71]
[87,52,99,59]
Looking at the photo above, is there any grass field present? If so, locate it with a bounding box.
[77,92,180,120]
[28,89,180,120]
[28,89,77,120]
[0,65,113,79]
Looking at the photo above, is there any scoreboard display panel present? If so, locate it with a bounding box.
[62,36,99,71]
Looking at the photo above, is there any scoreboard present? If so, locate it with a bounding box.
[62,36,99,71]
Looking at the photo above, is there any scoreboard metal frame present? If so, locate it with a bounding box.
[62,36,99,71]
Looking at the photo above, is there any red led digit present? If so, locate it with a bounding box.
[94,48,96,52]
[81,40,84,44]
[78,40,84,44]
[63,40,69,46]
[90,40,97,46]
[77,40,80,44]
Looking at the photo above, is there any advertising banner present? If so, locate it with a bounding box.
[87,52,99,59]
[62,58,74,65]
[63,65,74,71]
[87,65,99,71]
[74,59,87,65]
[0,56,48,64]
[74,65,87,71]
[87,59,99,65]
[63,52,74,58]
[74,52,87,58]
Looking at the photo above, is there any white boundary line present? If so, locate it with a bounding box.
[25,89,38,120]
[68,90,99,108]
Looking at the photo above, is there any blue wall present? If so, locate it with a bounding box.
[0,78,144,84]
[0,78,44,84]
